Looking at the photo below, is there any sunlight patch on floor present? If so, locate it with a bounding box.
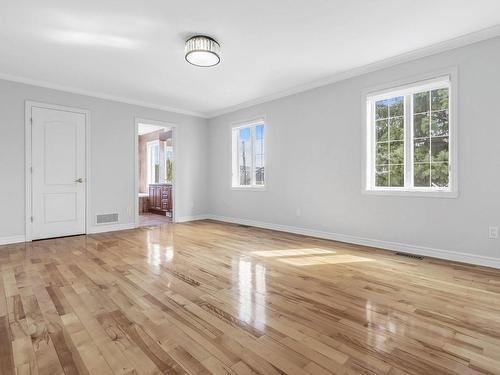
[279,254,374,266]
[252,248,335,257]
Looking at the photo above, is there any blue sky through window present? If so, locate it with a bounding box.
[378,96,403,107]
[239,127,251,141]
[256,124,264,140]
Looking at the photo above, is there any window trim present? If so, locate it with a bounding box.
[146,140,160,185]
[362,68,458,198]
[231,118,266,190]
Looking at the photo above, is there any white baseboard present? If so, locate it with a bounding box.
[176,215,210,223]
[0,235,26,246]
[207,214,500,269]
[1,223,137,244]
[87,223,136,234]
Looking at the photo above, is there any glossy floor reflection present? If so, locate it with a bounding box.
[139,212,172,227]
[1,220,500,374]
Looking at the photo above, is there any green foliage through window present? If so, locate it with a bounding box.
[166,158,173,183]
[413,88,449,188]
[372,85,450,190]
[375,96,405,187]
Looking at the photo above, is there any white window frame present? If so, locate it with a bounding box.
[146,140,160,185]
[362,70,458,198]
[231,119,266,190]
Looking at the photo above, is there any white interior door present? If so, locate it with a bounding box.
[31,106,86,240]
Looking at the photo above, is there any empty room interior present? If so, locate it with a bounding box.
[1,1,500,374]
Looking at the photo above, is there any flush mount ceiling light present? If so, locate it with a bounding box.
[185,35,220,67]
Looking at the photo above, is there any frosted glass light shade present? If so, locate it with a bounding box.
[185,35,220,67]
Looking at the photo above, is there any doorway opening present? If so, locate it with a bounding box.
[135,119,176,227]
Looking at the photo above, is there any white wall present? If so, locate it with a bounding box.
[0,79,208,240]
[207,37,500,266]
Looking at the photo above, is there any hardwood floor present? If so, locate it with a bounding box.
[1,220,500,374]
[139,213,172,227]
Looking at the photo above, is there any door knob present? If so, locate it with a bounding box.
[74,178,83,183]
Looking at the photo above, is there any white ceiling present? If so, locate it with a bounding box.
[1,1,500,118]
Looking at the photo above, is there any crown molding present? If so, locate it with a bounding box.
[206,24,500,118]
[0,73,207,118]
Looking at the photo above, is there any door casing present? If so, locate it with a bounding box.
[25,101,91,241]
[134,117,178,227]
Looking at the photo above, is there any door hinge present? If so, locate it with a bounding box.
[30,216,33,223]
[30,117,33,125]
[30,167,33,174]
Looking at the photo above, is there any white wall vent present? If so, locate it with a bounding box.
[96,213,119,225]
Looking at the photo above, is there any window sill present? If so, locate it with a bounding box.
[363,188,458,198]
[231,186,266,192]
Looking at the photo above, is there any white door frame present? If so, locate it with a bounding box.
[134,117,178,227]
[25,101,91,241]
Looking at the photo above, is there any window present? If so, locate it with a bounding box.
[232,120,265,188]
[147,140,160,185]
[165,145,173,183]
[365,75,456,196]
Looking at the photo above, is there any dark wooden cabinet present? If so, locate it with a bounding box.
[148,184,172,215]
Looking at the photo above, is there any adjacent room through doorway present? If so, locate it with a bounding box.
[136,121,174,227]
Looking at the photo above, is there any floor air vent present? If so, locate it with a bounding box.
[96,213,119,224]
[395,252,424,260]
